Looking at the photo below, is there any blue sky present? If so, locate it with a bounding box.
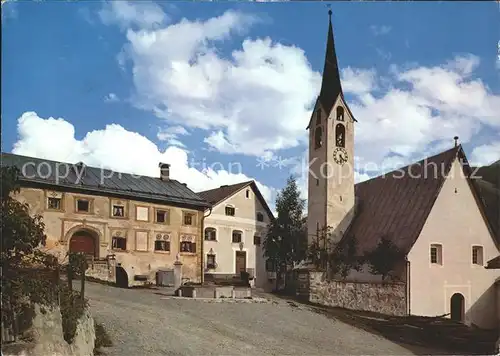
[2,1,500,207]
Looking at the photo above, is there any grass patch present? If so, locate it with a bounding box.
[94,321,113,354]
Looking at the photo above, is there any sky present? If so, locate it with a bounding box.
[2,0,500,212]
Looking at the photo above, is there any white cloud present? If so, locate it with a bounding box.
[341,68,377,95]
[11,111,277,206]
[100,2,499,177]
[157,125,189,147]
[470,140,500,167]
[104,93,119,102]
[370,25,391,36]
[106,4,320,156]
[99,1,167,30]
[343,55,500,165]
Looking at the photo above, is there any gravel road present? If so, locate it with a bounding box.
[86,282,417,355]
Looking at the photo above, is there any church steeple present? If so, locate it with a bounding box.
[318,10,343,116]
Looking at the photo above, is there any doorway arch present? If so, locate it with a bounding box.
[69,229,97,258]
[450,293,465,322]
[115,267,129,288]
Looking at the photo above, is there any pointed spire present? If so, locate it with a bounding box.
[318,9,343,115]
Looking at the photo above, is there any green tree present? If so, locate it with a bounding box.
[365,236,404,280]
[1,166,47,270]
[263,176,306,290]
[329,235,363,279]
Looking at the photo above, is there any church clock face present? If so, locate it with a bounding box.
[333,147,348,165]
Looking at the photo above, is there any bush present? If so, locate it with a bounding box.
[60,286,87,344]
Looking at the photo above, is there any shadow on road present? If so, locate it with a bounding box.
[270,293,497,355]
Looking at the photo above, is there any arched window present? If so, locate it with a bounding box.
[204,227,216,241]
[315,126,323,149]
[335,123,345,148]
[336,106,344,121]
[315,109,322,125]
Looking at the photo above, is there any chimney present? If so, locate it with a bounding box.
[159,162,170,180]
[454,136,459,147]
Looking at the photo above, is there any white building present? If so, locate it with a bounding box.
[199,181,275,290]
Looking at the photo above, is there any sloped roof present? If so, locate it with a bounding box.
[198,181,252,205]
[486,255,500,269]
[318,10,342,117]
[473,179,500,243]
[343,146,464,255]
[198,180,274,220]
[306,12,356,130]
[1,152,211,209]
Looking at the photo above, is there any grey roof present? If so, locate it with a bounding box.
[1,152,211,209]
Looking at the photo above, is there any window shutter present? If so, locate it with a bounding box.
[192,243,196,253]
[166,241,171,252]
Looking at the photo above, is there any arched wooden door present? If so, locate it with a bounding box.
[450,293,465,322]
[69,230,96,258]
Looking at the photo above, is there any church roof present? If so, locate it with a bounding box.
[341,145,498,255]
[318,10,343,117]
[306,11,356,130]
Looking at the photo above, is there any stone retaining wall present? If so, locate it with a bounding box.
[298,270,407,316]
[2,304,95,356]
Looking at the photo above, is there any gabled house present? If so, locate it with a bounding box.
[1,152,211,287]
[198,181,274,289]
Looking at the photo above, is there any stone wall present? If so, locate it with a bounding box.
[2,304,95,356]
[299,270,407,316]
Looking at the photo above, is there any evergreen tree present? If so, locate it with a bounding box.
[263,176,306,289]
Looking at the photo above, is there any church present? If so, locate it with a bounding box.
[303,10,500,330]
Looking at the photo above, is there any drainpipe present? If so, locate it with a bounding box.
[405,256,411,315]
[200,207,212,285]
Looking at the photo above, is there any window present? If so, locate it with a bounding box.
[336,106,345,121]
[315,109,321,125]
[48,197,62,210]
[76,199,90,213]
[225,206,235,216]
[232,230,242,243]
[205,228,216,241]
[256,212,264,222]
[245,189,250,199]
[180,241,196,253]
[154,240,170,252]
[472,246,484,265]
[183,212,194,226]
[206,254,216,269]
[112,204,125,217]
[136,206,149,221]
[314,127,323,149]
[335,123,345,148]
[316,178,319,186]
[430,244,442,265]
[112,236,126,251]
[155,209,169,224]
[254,235,261,245]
